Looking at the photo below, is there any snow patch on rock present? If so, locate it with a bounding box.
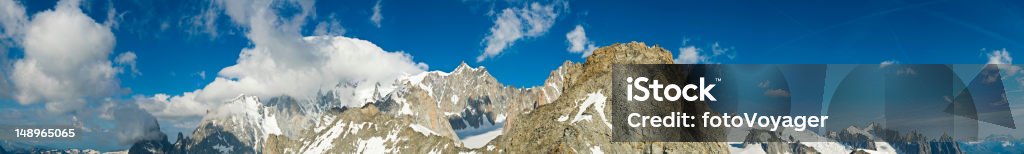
[570,90,612,129]
[409,124,439,136]
[460,128,503,149]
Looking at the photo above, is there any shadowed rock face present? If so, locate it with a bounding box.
[177,124,253,154]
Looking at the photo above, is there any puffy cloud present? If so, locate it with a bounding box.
[674,46,704,64]
[191,36,425,106]
[985,48,1024,89]
[987,48,1021,75]
[314,14,346,36]
[0,0,27,41]
[0,0,163,148]
[116,51,140,76]
[138,93,210,118]
[10,0,121,113]
[477,1,565,62]
[371,0,383,28]
[988,48,1013,64]
[565,24,595,57]
[673,41,734,64]
[145,0,427,131]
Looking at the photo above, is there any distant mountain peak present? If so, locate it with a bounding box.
[453,61,484,74]
[228,94,260,105]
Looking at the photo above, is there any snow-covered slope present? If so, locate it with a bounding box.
[173,94,283,153]
[373,62,569,147]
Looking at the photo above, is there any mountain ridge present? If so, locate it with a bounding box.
[130,42,732,153]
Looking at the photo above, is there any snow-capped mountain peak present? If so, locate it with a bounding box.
[176,94,284,153]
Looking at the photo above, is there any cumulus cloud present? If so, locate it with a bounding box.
[985,48,1024,89]
[673,41,734,64]
[566,24,595,57]
[182,0,222,39]
[988,48,1013,64]
[674,46,704,64]
[116,51,140,76]
[0,0,164,148]
[477,1,566,62]
[137,93,210,118]
[0,0,27,42]
[988,48,1021,75]
[371,0,383,28]
[8,0,122,113]
[315,14,346,36]
[144,0,427,131]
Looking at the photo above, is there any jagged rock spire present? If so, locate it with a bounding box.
[371,82,382,101]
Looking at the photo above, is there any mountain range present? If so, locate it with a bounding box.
[6,42,1010,153]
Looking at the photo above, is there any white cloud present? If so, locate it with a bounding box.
[9,0,122,113]
[116,51,140,76]
[314,14,345,36]
[478,1,565,62]
[137,93,210,118]
[371,0,383,28]
[0,0,166,147]
[710,42,734,58]
[985,48,1024,90]
[987,48,1021,76]
[182,0,222,39]
[0,0,27,42]
[673,41,734,64]
[674,46,704,64]
[566,24,596,57]
[880,60,897,68]
[988,48,1013,64]
[145,0,427,130]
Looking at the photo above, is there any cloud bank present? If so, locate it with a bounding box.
[0,0,165,148]
[142,0,427,131]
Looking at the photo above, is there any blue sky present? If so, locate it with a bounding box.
[3,0,1024,151]
[11,0,1019,95]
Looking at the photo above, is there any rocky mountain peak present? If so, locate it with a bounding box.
[584,41,674,67]
[495,42,727,153]
[452,61,487,76]
[228,94,261,105]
